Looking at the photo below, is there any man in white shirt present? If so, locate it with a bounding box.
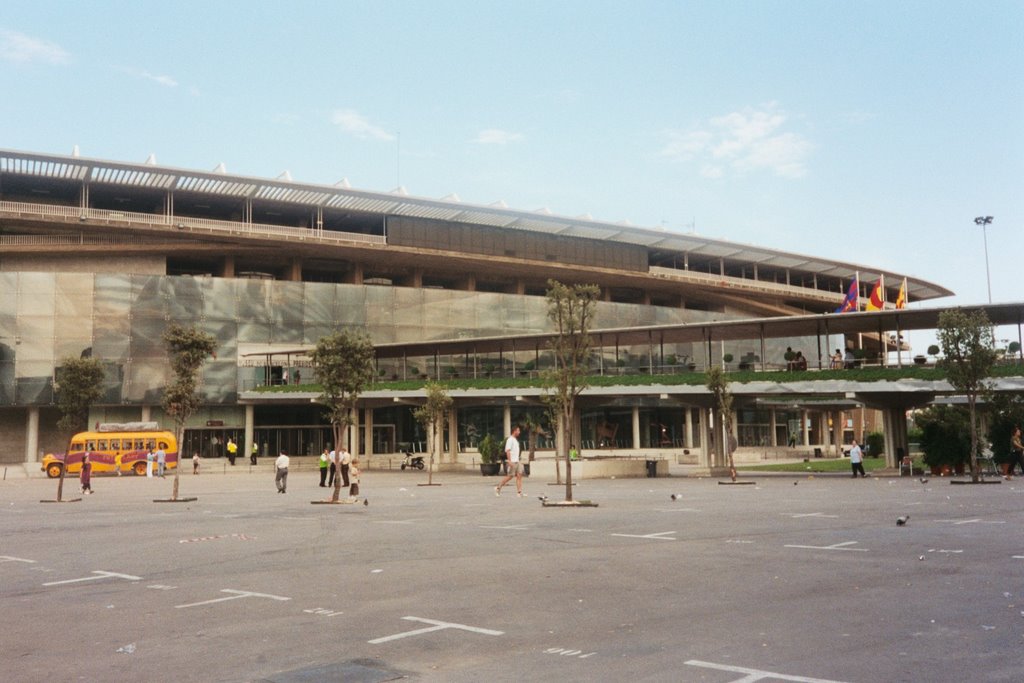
[849,441,866,478]
[495,425,524,497]
[275,451,290,493]
[340,447,352,487]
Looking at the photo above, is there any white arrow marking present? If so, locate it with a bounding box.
[785,541,867,552]
[369,616,503,644]
[175,589,290,609]
[612,531,677,540]
[685,659,850,682]
[43,570,142,586]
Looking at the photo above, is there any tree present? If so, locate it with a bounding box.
[162,324,218,501]
[937,308,996,482]
[53,356,105,502]
[310,330,375,502]
[413,382,452,486]
[705,365,738,481]
[542,279,600,502]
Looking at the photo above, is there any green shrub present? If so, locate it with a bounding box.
[477,434,501,464]
[915,405,970,468]
[865,431,885,458]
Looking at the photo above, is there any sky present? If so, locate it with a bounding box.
[2,1,1022,351]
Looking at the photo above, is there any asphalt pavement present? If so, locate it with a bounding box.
[2,467,1022,682]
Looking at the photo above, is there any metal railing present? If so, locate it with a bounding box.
[0,199,386,247]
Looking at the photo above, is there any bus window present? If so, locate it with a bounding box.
[146,439,155,450]
[71,442,84,452]
[97,439,108,451]
[157,441,169,451]
[86,440,96,451]
[135,439,145,451]
[109,439,120,451]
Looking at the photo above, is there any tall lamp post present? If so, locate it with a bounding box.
[974,216,994,304]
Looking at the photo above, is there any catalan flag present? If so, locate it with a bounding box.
[894,278,907,310]
[865,276,885,311]
[835,276,859,313]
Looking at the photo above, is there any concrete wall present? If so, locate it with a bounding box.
[0,254,165,274]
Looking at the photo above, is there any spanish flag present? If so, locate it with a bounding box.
[894,278,907,310]
[866,276,885,311]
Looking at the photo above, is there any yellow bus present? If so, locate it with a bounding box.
[42,424,178,478]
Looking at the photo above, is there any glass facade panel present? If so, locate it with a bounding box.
[15,316,55,361]
[0,272,16,317]
[55,273,94,318]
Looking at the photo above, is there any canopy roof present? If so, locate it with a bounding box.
[1,147,952,301]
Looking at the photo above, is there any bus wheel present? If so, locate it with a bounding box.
[133,462,147,476]
[46,463,63,478]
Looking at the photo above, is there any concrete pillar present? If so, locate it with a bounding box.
[631,406,640,449]
[364,408,374,457]
[141,405,151,422]
[801,410,810,447]
[25,407,40,463]
[684,408,694,449]
[349,407,360,455]
[832,411,843,457]
[244,404,254,462]
[447,407,458,462]
[503,405,512,438]
[223,254,235,278]
[769,409,778,447]
[697,407,712,469]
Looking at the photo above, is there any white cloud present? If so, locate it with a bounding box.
[331,109,395,141]
[661,103,812,179]
[0,29,69,64]
[473,128,524,145]
[115,65,178,87]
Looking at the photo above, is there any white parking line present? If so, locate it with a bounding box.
[43,570,142,586]
[369,616,503,644]
[935,518,1006,525]
[784,541,867,552]
[0,555,36,564]
[786,512,839,519]
[175,589,290,609]
[685,658,849,682]
[481,524,532,530]
[611,531,676,541]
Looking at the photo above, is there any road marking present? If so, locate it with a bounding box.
[304,607,343,617]
[544,647,597,659]
[374,519,421,525]
[784,541,867,552]
[43,570,142,586]
[481,524,532,530]
[0,555,36,564]
[179,533,256,544]
[147,584,177,590]
[1012,555,1024,560]
[659,507,702,513]
[927,549,963,554]
[611,531,676,541]
[685,659,849,682]
[935,518,1005,526]
[368,616,503,644]
[175,589,290,609]
[786,512,839,519]
[726,539,754,544]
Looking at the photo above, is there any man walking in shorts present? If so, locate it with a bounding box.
[495,425,524,497]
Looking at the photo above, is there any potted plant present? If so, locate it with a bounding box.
[477,434,502,476]
[722,353,734,368]
[927,344,940,361]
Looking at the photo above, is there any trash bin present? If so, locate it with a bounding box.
[813,447,823,459]
[522,462,530,477]
[645,459,658,478]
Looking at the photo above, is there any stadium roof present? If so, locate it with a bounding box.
[1,147,952,301]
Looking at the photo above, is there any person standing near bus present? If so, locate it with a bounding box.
[146,448,154,478]
[80,452,93,495]
[156,446,167,478]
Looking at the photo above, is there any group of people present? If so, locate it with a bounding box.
[785,347,808,371]
[145,446,167,478]
[273,446,359,495]
[318,446,354,488]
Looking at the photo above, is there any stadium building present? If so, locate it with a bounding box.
[0,148,954,469]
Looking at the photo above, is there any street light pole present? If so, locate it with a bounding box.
[974,216,994,304]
